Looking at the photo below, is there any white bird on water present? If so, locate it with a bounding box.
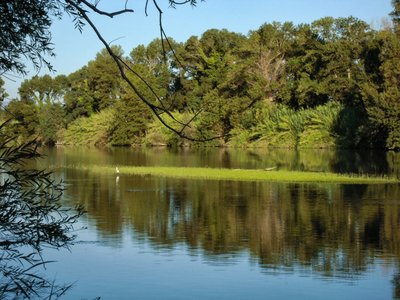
[115,167,120,183]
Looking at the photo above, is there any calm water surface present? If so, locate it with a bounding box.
[37,147,400,299]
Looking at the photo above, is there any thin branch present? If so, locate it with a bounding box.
[79,0,134,17]
[169,0,195,7]
[0,72,20,82]
[1,104,18,120]
[108,36,126,45]
[152,0,185,68]
[145,0,150,16]
[115,56,188,127]
[152,0,167,61]
[178,108,203,135]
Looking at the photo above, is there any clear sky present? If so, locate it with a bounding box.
[3,0,394,99]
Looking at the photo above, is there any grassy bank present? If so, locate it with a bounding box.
[63,165,399,184]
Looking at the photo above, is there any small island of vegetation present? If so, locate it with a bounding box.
[65,164,399,184]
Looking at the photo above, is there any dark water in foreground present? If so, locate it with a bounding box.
[38,147,400,299]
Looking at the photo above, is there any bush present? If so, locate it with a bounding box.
[60,108,115,146]
[247,102,343,148]
[143,111,199,147]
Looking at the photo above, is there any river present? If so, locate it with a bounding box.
[37,147,400,299]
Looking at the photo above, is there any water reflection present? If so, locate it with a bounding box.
[61,168,400,280]
[38,147,400,298]
[42,146,400,176]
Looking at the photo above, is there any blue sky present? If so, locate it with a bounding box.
[3,0,393,99]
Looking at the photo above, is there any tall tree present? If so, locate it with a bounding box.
[86,46,123,111]
[129,39,177,109]
[5,98,39,141]
[63,47,122,119]
[64,66,93,120]
[17,75,68,144]
[362,29,400,150]
[175,29,248,138]
[277,17,373,108]
[391,0,400,35]
[19,74,68,108]
[108,91,152,146]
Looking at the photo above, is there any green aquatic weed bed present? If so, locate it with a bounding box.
[63,165,399,184]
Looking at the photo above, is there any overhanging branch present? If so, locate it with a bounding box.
[79,0,134,17]
[65,0,221,142]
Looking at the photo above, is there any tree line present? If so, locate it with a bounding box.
[1,14,400,150]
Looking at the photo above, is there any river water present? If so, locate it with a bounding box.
[38,147,400,299]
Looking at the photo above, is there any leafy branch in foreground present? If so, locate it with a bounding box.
[0,123,84,299]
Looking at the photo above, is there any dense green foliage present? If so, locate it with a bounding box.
[2,12,400,150]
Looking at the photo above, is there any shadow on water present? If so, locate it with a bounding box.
[331,149,392,175]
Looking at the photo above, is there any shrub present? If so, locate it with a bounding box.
[60,108,115,146]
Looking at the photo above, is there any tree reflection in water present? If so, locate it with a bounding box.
[65,169,400,280]
[39,146,399,297]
